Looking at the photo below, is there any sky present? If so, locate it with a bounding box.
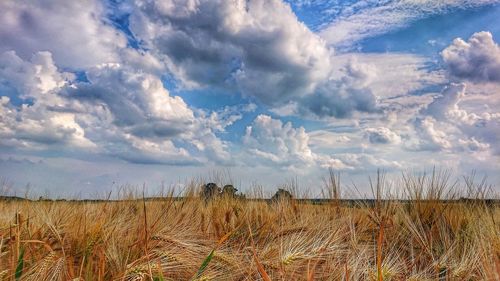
[1,0,500,197]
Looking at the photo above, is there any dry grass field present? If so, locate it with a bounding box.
[0,171,499,280]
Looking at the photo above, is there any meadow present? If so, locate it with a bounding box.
[0,171,499,280]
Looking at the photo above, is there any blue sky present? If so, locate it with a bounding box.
[1,0,500,197]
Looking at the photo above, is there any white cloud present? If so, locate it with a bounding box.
[442,31,500,83]
[457,112,500,155]
[423,83,466,120]
[421,82,500,126]
[71,63,196,138]
[432,33,500,155]
[414,82,500,155]
[243,115,315,166]
[129,0,332,103]
[414,117,453,151]
[365,127,401,145]
[271,53,445,120]
[202,103,257,133]
[319,0,500,48]
[242,114,348,170]
[0,51,73,101]
[335,53,445,99]
[335,153,403,172]
[272,58,379,119]
[0,51,233,165]
[308,130,351,148]
[69,64,235,164]
[0,100,96,151]
[127,0,387,119]
[0,51,94,150]
[0,0,127,69]
[459,137,490,152]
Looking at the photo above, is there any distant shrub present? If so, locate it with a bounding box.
[201,182,220,201]
[221,184,237,197]
[271,188,293,202]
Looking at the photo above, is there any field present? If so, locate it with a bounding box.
[0,172,499,280]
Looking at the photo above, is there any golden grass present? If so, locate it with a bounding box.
[0,172,499,280]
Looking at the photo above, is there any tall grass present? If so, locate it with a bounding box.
[0,171,498,280]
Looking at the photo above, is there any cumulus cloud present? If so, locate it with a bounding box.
[203,103,257,133]
[442,31,500,83]
[68,64,237,164]
[68,63,195,139]
[337,53,446,99]
[271,58,379,119]
[127,0,384,119]
[414,117,453,151]
[0,96,96,150]
[242,115,347,170]
[423,83,466,120]
[129,0,332,103]
[335,153,402,172]
[0,50,234,165]
[459,137,490,152]
[365,127,401,144]
[297,86,377,119]
[414,82,500,154]
[0,51,73,101]
[0,0,127,69]
[458,113,500,155]
[243,115,315,165]
[422,82,500,126]
[0,51,94,150]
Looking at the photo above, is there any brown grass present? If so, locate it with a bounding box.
[0,171,499,280]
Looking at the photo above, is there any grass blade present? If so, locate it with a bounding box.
[192,231,233,280]
[15,247,24,280]
[194,249,215,279]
